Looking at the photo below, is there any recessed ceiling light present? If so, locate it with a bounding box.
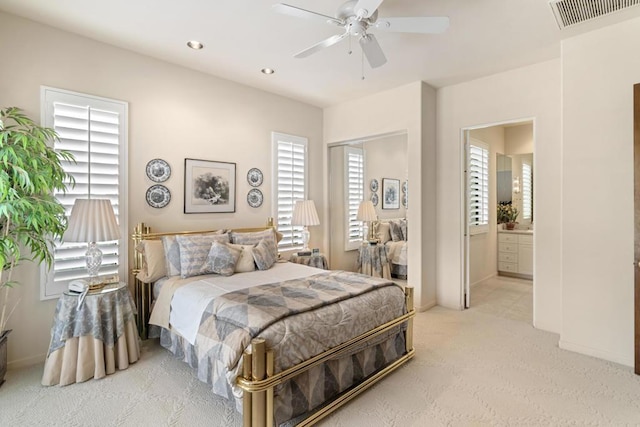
[261,68,275,75]
[187,40,204,50]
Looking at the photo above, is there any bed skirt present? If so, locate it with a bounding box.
[159,325,406,426]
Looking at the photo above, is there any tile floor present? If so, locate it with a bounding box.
[470,274,533,323]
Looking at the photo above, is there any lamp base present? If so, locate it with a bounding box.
[86,242,103,285]
[301,226,311,252]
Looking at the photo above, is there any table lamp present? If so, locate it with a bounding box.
[357,200,378,243]
[291,200,320,252]
[64,199,120,286]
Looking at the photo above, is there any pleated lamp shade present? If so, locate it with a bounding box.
[64,199,120,243]
[291,200,320,227]
[357,200,377,222]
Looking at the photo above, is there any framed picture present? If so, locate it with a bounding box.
[184,158,236,213]
[382,178,400,209]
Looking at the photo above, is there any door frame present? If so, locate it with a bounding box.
[460,117,536,312]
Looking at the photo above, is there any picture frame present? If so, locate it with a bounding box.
[184,158,236,213]
[382,178,400,209]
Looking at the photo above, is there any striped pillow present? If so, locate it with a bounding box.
[230,229,278,260]
[162,230,226,277]
[252,238,277,270]
[176,233,231,278]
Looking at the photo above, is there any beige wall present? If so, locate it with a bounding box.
[505,124,534,155]
[437,59,562,333]
[560,16,639,366]
[365,135,408,220]
[0,12,323,366]
[324,82,438,310]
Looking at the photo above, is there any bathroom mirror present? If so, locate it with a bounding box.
[496,153,512,204]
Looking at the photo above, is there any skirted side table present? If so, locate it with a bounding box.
[289,253,329,270]
[356,243,391,279]
[42,282,140,386]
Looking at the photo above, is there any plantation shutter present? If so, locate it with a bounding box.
[468,139,489,233]
[345,147,364,250]
[41,87,128,299]
[522,161,532,220]
[272,132,308,250]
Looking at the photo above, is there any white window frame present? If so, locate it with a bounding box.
[468,138,489,235]
[40,87,128,300]
[522,160,532,221]
[272,132,308,251]
[344,146,365,251]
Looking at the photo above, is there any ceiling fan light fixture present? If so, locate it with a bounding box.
[261,68,275,75]
[187,40,204,50]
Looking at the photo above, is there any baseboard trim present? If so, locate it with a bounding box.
[417,299,437,312]
[8,352,46,370]
[470,272,497,288]
[558,339,633,368]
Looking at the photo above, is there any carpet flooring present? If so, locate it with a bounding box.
[2,278,639,426]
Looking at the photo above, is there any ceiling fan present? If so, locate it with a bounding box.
[273,0,449,69]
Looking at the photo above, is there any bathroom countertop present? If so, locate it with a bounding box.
[498,229,533,235]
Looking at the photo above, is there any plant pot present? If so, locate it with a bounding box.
[506,222,516,230]
[0,330,10,388]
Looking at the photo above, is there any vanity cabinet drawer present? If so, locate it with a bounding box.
[499,243,518,253]
[519,234,533,245]
[499,252,518,263]
[498,233,518,243]
[498,262,518,272]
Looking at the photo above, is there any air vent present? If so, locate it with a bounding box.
[550,0,640,29]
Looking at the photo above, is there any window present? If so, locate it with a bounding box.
[272,132,308,251]
[40,87,128,299]
[468,139,489,234]
[522,161,532,220]
[345,146,364,250]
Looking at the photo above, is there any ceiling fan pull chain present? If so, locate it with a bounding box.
[361,48,365,80]
[348,34,352,55]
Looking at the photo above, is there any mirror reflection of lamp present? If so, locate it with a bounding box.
[513,176,521,194]
[357,200,378,243]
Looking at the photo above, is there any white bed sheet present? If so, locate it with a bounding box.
[169,262,325,345]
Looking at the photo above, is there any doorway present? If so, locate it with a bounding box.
[462,119,535,323]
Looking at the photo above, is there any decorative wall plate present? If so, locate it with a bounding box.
[247,188,263,208]
[371,192,379,206]
[402,193,408,208]
[370,179,379,192]
[146,185,171,208]
[146,159,171,183]
[247,168,263,187]
[402,180,408,193]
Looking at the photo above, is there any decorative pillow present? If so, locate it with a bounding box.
[228,243,256,273]
[400,218,408,241]
[389,220,404,242]
[135,240,167,283]
[376,222,392,244]
[252,238,277,270]
[230,229,278,260]
[176,233,231,278]
[162,230,226,277]
[204,241,241,276]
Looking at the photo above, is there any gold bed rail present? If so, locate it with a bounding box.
[239,286,415,427]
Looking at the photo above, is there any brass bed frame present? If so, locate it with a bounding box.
[130,222,415,427]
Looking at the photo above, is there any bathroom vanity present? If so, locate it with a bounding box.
[498,230,533,279]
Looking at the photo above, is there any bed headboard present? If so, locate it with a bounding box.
[129,219,279,339]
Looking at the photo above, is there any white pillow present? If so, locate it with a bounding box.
[228,243,256,273]
[376,222,391,244]
[135,240,167,283]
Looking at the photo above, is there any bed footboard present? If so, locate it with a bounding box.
[238,286,415,427]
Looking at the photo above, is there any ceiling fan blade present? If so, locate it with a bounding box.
[375,17,450,34]
[294,32,348,58]
[359,34,387,68]
[354,0,385,18]
[273,3,343,26]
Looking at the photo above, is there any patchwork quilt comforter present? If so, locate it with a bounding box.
[156,269,407,425]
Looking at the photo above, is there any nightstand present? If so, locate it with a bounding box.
[357,243,391,279]
[42,282,140,386]
[289,253,329,270]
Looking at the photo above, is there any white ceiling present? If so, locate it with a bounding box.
[2,0,640,107]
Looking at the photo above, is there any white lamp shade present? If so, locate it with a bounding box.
[357,200,377,222]
[64,199,120,243]
[291,200,320,226]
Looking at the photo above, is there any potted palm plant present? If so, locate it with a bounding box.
[0,107,74,386]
